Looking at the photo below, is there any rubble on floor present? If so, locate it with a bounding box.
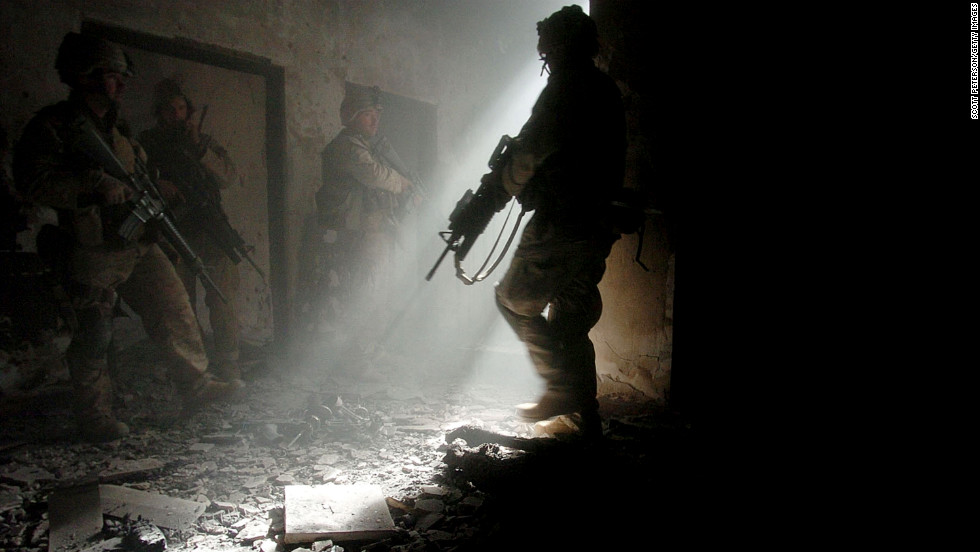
[0,336,693,551]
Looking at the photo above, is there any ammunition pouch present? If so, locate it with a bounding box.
[316,179,359,229]
[72,205,104,246]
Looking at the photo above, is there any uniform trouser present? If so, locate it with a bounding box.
[299,224,344,334]
[66,241,211,420]
[494,218,615,410]
[350,229,395,345]
[175,232,240,375]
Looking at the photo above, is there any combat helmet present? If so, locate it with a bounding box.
[151,77,195,119]
[340,85,382,125]
[55,32,134,86]
[536,5,600,63]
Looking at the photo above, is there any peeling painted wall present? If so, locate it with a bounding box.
[1,0,674,404]
[591,0,675,404]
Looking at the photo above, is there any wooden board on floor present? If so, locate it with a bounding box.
[283,484,396,544]
[99,484,206,531]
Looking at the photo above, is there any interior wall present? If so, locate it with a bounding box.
[590,0,675,403]
[0,0,675,405]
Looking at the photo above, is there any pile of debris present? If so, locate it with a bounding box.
[0,337,692,551]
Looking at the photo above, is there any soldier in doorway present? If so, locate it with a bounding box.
[483,6,627,437]
[313,85,417,372]
[139,78,243,382]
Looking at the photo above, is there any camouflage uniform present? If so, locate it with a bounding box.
[493,6,626,432]
[139,113,242,382]
[315,119,412,353]
[13,34,240,441]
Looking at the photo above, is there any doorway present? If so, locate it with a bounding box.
[81,20,288,349]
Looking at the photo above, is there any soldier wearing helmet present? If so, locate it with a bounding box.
[13,33,243,442]
[311,85,415,374]
[55,32,135,86]
[139,78,243,383]
[482,5,626,437]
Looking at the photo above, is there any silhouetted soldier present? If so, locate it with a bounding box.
[487,6,626,437]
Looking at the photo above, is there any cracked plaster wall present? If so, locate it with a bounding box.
[1,0,673,404]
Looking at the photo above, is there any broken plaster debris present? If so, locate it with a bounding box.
[0,335,682,551]
[99,484,207,531]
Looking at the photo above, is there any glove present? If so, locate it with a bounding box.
[478,172,512,213]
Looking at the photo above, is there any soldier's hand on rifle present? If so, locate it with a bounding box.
[479,171,506,203]
[479,171,516,213]
[156,179,185,204]
[96,172,133,205]
[398,182,419,213]
[479,171,499,188]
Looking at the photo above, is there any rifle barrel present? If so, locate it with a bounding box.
[425,243,453,281]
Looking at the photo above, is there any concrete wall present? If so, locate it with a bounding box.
[591,0,676,403]
[0,0,674,405]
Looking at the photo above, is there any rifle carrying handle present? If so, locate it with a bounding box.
[488,135,513,172]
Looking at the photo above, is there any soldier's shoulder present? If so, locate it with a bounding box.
[38,99,75,115]
[323,131,363,155]
[24,101,76,127]
[16,102,79,145]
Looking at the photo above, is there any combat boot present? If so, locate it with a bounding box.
[568,408,603,441]
[180,376,245,418]
[516,390,586,422]
[79,415,130,442]
[208,358,242,383]
[67,348,127,442]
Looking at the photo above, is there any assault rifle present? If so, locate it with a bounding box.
[425,134,521,283]
[168,163,267,285]
[76,123,227,303]
[163,110,267,284]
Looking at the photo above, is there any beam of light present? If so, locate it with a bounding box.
[306,2,589,418]
[360,59,549,409]
[386,58,547,400]
[416,0,591,406]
